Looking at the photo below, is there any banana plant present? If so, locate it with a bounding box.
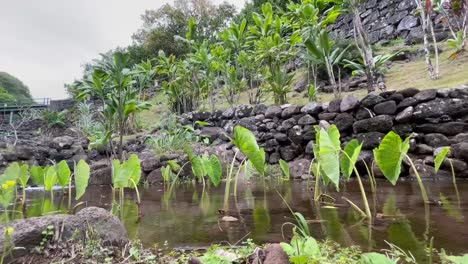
[344,50,402,77]
[374,132,429,204]
[304,29,349,98]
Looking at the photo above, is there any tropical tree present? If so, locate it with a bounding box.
[305,29,349,98]
[248,3,297,104]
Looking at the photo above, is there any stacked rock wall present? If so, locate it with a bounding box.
[329,0,449,44]
[181,87,468,179]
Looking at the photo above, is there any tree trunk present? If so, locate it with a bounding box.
[414,0,438,80]
[350,0,378,93]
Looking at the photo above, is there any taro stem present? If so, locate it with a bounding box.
[405,154,429,204]
[224,150,239,211]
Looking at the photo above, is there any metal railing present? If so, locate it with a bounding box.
[0,98,51,108]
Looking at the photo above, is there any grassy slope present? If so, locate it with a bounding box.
[140,42,468,129]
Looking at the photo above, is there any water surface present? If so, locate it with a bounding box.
[12,179,468,261]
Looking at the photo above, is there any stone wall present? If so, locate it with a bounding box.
[329,0,450,44]
[181,87,468,179]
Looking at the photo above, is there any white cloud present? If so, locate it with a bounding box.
[0,0,246,99]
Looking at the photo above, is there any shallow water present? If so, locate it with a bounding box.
[10,179,468,261]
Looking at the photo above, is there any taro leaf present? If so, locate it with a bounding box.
[279,159,290,179]
[434,147,450,173]
[374,132,410,185]
[56,160,71,187]
[126,154,141,188]
[360,252,396,264]
[112,160,122,186]
[1,162,20,185]
[30,165,45,186]
[232,126,265,176]
[162,166,172,183]
[167,160,181,173]
[317,126,341,187]
[18,164,30,187]
[191,155,205,179]
[208,155,222,187]
[75,160,90,200]
[44,166,57,191]
[444,254,468,264]
[201,155,212,178]
[341,139,363,180]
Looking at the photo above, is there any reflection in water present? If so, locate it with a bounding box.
[3,180,468,256]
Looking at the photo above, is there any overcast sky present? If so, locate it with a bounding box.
[0,0,246,100]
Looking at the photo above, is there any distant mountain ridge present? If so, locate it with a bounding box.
[0,72,32,102]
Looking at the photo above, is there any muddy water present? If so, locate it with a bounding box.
[16,179,468,260]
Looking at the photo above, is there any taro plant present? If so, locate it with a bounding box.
[434,147,459,204]
[187,150,223,187]
[17,164,29,207]
[374,132,429,203]
[43,166,58,201]
[224,126,266,210]
[112,154,142,218]
[279,159,290,180]
[312,125,372,219]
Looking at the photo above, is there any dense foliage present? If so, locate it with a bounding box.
[0,72,32,102]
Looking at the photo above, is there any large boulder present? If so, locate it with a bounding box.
[335,113,354,132]
[281,105,301,119]
[301,102,323,115]
[452,143,468,163]
[353,115,393,133]
[413,98,468,120]
[49,136,75,150]
[263,244,289,264]
[200,127,224,142]
[340,95,360,112]
[356,132,385,149]
[361,94,385,108]
[416,122,468,136]
[289,159,311,179]
[0,207,128,258]
[265,106,282,119]
[374,100,397,115]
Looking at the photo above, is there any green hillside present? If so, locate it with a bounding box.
[0,72,32,102]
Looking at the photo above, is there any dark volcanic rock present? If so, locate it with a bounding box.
[353,115,393,133]
[424,133,450,147]
[340,95,360,112]
[281,105,301,119]
[355,108,372,120]
[452,143,468,162]
[413,98,468,120]
[356,132,385,149]
[335,113,354,132]
[301,102,323,115]
[328,99,342,113]
[280,145,300,161]
[416,122,468,136]
[318,112,338,121]
[265,106,282,118]
[361,94,385,108]
[400,88,421,97]
[374,100,397,115]
[298,114,317,125]
[395,106,413,123]
[413,89,437,102]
